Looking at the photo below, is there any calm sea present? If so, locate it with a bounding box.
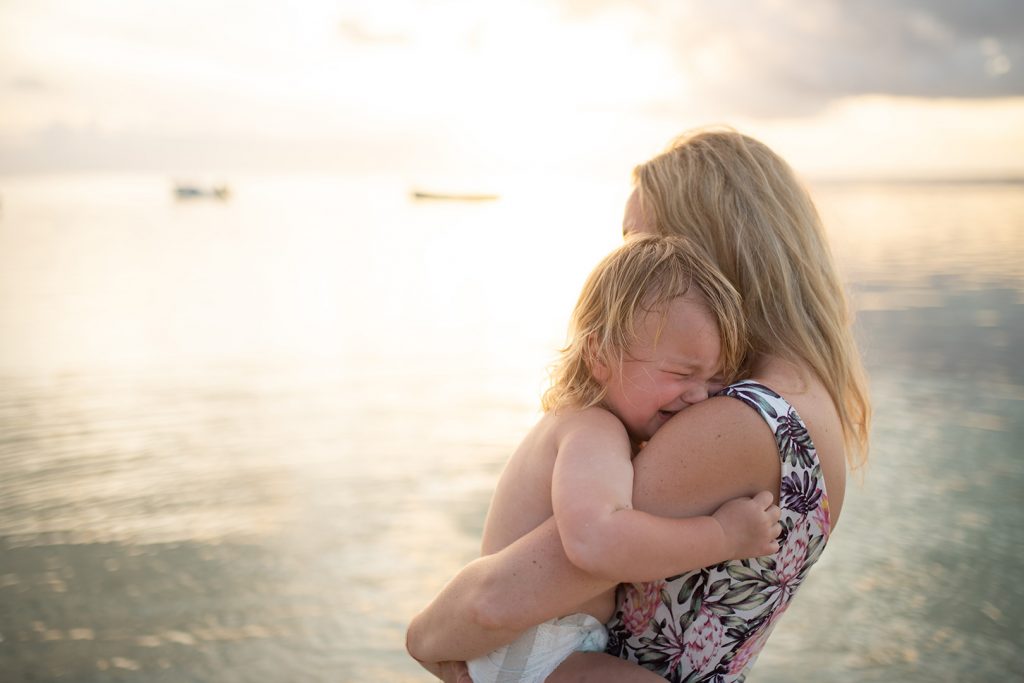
[0,173,1021,682]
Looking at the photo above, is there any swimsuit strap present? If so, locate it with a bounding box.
[720,379,831,536]
[719,381,788,434]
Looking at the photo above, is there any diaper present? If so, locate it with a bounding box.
[467,613,608,683]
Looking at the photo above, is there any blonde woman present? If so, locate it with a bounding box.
[407,129,871,683]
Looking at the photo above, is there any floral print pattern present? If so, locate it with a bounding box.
[620,580,667,637]
[605,381,831,682]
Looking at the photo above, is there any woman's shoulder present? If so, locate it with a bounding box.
[718,367,848,527]
[655,388,781,451]
[631,394,782,518]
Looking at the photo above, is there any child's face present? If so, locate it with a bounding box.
[596,294,723,444]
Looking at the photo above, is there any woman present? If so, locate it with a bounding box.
[407,128,871,682]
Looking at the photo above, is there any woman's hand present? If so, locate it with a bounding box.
[711,490,782,559]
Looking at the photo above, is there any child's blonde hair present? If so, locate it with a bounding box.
[543,234,744,412]
[632,127,871,468]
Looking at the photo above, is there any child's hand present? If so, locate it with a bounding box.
[711,491,782,560]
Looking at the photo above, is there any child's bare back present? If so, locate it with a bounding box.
[479,407,630,622]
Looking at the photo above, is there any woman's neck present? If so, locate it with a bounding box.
[749,353,816,396]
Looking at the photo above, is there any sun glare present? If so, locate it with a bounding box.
[1,1,1022,179]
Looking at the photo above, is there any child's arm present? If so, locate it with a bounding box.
[552,407,780,583]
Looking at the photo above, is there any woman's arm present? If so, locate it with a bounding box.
[630,396,781,518]
[406,516,614,664]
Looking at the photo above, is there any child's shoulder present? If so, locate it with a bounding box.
[543,404,628,440]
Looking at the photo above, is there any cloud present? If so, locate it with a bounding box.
[2,0,1022,174]
[775,0,1024,98]
[558,0,1024,117]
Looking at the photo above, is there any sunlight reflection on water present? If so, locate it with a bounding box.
[0,175,1022,682]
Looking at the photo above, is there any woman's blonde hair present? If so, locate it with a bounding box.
[632,127,871,468]
[543,234,744,413]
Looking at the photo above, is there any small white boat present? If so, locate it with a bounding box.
[411,190,499,202]
[174,183,230,200]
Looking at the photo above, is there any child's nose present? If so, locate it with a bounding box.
[682,382,710,404]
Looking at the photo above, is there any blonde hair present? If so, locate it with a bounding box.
[632,127,871,468]
[543,234,744,413]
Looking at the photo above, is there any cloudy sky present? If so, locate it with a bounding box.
[1,0,1022,179]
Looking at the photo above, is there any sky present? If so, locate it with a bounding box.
[1,0,1022,179]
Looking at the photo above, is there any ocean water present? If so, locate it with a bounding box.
[0,173,1021,682]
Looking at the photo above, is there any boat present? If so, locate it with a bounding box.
[174,183,230,200]
[411,190,499,202]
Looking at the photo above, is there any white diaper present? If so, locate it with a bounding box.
[466,613,609,683]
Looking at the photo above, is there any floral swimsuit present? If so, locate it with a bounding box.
[605,381,832,683]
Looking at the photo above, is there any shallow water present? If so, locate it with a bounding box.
[0,175,1021,682]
